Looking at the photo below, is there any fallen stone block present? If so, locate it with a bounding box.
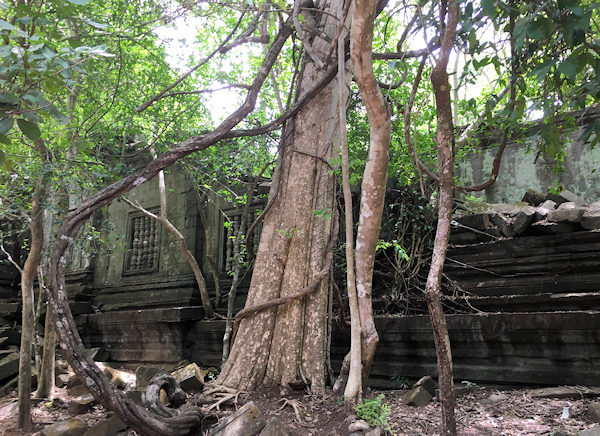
[534,200,557,221]
[209,401,266,436]
[402,386,432,407]
[348,420,370,433]
[0,327,20,345]
[41,418,87,436]
[530,220,581,234]
[259,418,291,436]
[547,189,586,206]
[82,413,127,436]
[412,376,437,397]
[68,384,90,398]
[68,394,95,415]
[485,393,509,404]
[548,202,585,222]
[136,366,165,390]
[66,374,83,389]
[55,359,69,376]
[582,209,600,230]
[579,426,600,436]
[365,428,382,436]
[102,365,129,389]
[522,188,547,206]
[0,352,19,382]
[587,402,600,423]
[172,362,205,392]
[590,201,600,210]
[56,373,71,388]
[454,213,491,231]
[528,386,583,399]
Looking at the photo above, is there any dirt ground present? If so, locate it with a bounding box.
[0,382,598,435]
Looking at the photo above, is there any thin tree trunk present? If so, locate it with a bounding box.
[427,2,459,435]
[36,269,56,398]
[18,140,49,430]
[338,0,362,410]
[350,0,391,387]
[222,182,255,366]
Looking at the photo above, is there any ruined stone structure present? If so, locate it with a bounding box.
[1,108,600,387]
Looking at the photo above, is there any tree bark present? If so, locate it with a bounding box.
[44,22,295,436]
[350,0,391,387]
[18,140,49,430]
[218,1,345,395]
[427,1,459,435]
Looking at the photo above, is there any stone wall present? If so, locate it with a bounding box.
[457,106,600,203]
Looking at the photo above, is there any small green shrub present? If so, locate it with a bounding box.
[354,394,393,433]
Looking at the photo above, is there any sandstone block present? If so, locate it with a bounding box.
[0,352,19,382]
[259,418,291,436]
[582,209,600,230]
[68,394,95,415]
[522,188,546,206]
[547,202,585,222]
[172,362,205,392]
[412,376,437,397]
[348,419,370,432]
[82,414,127,436]
[587,402,600,423]
[41,418,87,436]
[402,386,432,407]
[528,386,581,399]
[136,366,164,390]
[209,401,266,436]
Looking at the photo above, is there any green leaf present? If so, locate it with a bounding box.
[558,59,577,81]
[481,0,497,19]
[0,19,17,31]
[65,0,90,5]
[85,18,108,29]
[0,94,18,104]
[16,118,41,140]
[0,117,13,135]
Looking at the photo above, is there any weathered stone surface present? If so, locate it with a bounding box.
[402,386,432,407]
[68,394,95,414]
[365,428,382,436]
[587,402,600,423]
[68,384,90,398]
[528,386,582,399]
[348,420,370,433]
[0,352,19,381]
[412,376,437,397]
[522,188,546,206]
[0,327,19,345]
[55,359,69,375]
[41,418,87,436]
[548,202,585,222]
[534,200,557,221]
[82,414,127,436]
[530,220,580,234]
[56,373,71,388]
[486,393,509,404]
[582,209,600,230]
[579,426,600,436]
[66,374,83,389]
[135,366,164,390]
[555,189,586,206]
[454,384,476,398]
[590,201,600,210]
[102,365,129,389]
[454,213,491,230]
[259,418,290,436]
[0,400,17,418]
[172,362,204,392]
[209,401,266,436]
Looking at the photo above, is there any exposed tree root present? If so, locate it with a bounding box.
[201,385,246,411]
[277,398,305,424]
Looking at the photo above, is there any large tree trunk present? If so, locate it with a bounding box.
[218,2,345,395]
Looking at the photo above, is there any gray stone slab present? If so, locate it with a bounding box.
[209,401,266,436]
[522,188,546,206]
[587,402,600,423]
[582,209,600,230]
[41,419,88,436]
[412,375,437,397]
[0,352,19,381]
[402,386,432,407]
[259,418,291,436]
[172,362,204,392]
[82,414,127,436]
[548,202,585,222]
[528,386,582,399]
[579,426,600,436]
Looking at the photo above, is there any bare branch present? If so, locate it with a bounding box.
[0,243,23,274]
[136,10,247,113]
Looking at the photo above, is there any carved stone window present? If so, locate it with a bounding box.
[123,210,160,275]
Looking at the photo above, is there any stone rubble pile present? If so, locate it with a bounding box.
[452,188,600,245]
